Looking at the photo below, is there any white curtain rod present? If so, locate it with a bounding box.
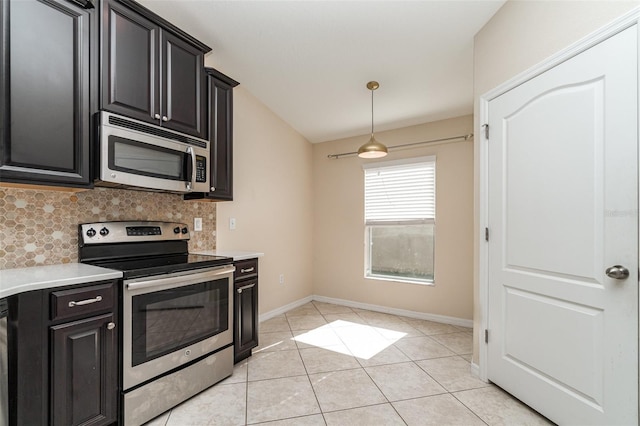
[327,133,474,159]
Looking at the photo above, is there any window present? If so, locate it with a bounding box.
[364,156,435,284]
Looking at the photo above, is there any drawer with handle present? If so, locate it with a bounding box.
[50,281,115,321]
[234,258,258,281]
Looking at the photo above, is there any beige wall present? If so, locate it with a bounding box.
[215,86,314,315]
[472,0,639,361]
[312,115,474,320]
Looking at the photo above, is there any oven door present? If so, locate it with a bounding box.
[123,265,234,390]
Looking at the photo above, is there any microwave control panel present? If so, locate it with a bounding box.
[195,155,207,183]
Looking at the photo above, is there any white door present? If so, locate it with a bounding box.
[487,25,638,425]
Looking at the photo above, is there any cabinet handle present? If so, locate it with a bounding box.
[241,267,255,274]
[107,322,116,330]
[68,295,102,307]
[162,116,169,122]
[154,113,161,119]
[237,283,256,294]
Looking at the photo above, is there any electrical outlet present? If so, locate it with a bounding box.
[194,217,203,231]
[229,218,236,230]
[279,274,285,284]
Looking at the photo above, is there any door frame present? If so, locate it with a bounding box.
[478,7,640,384]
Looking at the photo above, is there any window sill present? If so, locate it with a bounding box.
[365,275,435,286]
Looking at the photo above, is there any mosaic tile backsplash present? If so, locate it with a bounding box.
[0,187,216,269]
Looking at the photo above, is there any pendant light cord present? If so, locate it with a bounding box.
[370,88,375,137]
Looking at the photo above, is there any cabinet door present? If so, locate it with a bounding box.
[183,69,237,202]
[234,278,258,362]
[50,313,117,426]
[101,0,160,124]
[208,76,234,200]
[161,30,205,138]
[0,0,92,187]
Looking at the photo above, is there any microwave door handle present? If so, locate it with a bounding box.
[186,147,196,191]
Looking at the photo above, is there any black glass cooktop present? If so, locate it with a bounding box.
[86,253,233,279]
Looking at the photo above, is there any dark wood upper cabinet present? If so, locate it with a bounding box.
[0,0,209,189]
[0,0,94,188]
[101,0,159,123]
[161,31,206,137]
[185,68,239,202]
[101,0,208,138]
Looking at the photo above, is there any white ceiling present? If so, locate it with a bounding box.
[139,0,506,143]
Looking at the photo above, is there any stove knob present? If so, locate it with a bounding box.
[173,227,181,234]
[86,228,96,238]
[181,227,189,234]
[99,227,109,236]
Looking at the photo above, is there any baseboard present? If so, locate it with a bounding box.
[312,294,473,328]
[470,361,481,379]
[258,295,314,323]
[259,294,473,328]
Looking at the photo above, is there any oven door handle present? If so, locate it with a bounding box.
[126,265,235,291]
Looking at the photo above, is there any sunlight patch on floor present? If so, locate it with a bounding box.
[293,320,407,359]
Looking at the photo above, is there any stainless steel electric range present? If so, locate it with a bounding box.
[79,221,234,426]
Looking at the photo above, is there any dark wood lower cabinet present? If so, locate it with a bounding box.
[50,313,117,426]
[7,290,48,426]
[234,259,258,363]
[7,280,118,426]
[235,277,258,362]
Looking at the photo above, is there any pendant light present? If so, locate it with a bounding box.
[357,81,388,158]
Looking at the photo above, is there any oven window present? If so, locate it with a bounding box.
[131,279,229,366]
[109,136,187,181]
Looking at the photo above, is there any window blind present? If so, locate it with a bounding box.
[364,158,435,225]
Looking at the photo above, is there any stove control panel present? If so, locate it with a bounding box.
[79,221,190,245]
[127,226,161,236]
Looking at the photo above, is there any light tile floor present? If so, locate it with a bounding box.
[145,301,553,425]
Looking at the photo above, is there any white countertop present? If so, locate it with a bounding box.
[0,263,123,299]
[193,250,264,261]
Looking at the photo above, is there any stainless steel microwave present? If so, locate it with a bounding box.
[96,112,211,193]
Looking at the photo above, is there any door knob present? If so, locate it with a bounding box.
[605,265,629,280]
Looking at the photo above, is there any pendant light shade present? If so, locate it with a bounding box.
[358,81,388,159]
[358,135,388,158]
